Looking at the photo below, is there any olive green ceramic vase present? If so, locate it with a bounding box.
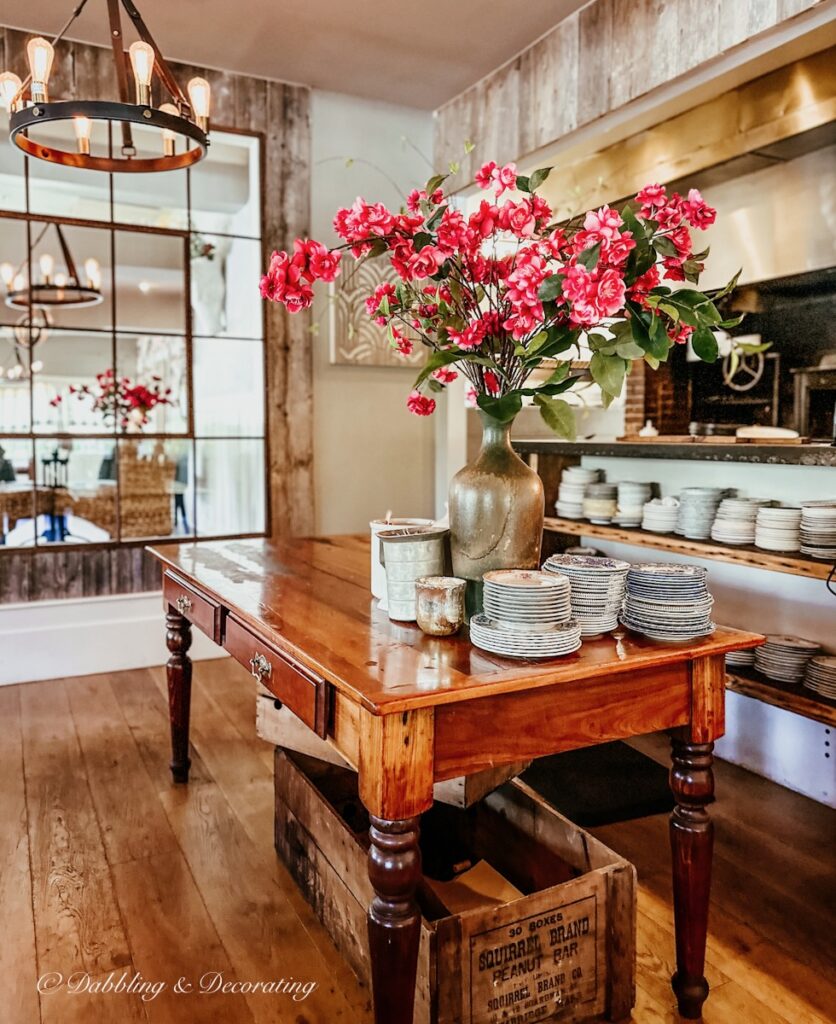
[449,412,544,608]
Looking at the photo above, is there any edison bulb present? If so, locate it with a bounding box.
[84,257,101,290]
[128,40,154,105]
[187,77,210,130]
[0,262,13,287]
[27,37,54,103]
[158,102,179,155]
[74,115,92,155]
[54,271,67,288]
[39,253,55,283]
[31,359,43,373]
[0,71,22,112]
[12,273,25,293]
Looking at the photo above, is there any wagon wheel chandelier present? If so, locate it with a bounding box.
[1,221,103,310]
[0,0,210,173]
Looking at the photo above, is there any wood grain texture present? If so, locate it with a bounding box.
[359,708,435,819]
[433,0,822,172]
[690,655,726,744]
[726,668,836,727]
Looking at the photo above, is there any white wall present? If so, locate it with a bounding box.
[310,91,436,535]
[577,456,836,807]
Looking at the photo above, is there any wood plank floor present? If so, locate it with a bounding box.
[1,658,833,1024]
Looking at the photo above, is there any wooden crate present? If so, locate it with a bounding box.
[257,687,527,808]
[274,748,636,1024]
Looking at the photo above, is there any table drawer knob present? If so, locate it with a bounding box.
[175,595,192,614]
[249,652,272,682]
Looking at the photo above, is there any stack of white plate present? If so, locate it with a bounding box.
[621,563,715,642]
[676,488,725,540]
[542,554,630,635]
[556,467,600,519]
[470,570,581,660]
[583,483,618,524]
[800,500,836,560]
[710,498,761,546]
[754,635,821,683]
[754,506,802,552]
[616,481,653,527]
[804,656,836,699]
[642,497,680,534]
[725,648,756,669]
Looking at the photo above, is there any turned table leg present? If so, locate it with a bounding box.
[669,733,715,1019]
[165,609,193,783]
[367,815,422,1024]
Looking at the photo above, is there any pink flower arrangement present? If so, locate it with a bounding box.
[260,160,738,435]
[50,369,172,429]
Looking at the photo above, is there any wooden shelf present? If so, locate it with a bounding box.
[726,669,836,727]
[543,516,832,581]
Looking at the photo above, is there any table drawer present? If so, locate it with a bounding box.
[163,571,221,643]
[225,615,329,738]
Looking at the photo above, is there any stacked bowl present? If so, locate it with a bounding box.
[470,570,581,659]
[615,481,653,527]
[642,497,680,534]
[754,635,821,683]
[800,500,836,560]
[804,656,836,700]
[621,563,715,642]
[710,498,762,546]
[543,553,630,635]
[556,467,600,519]
[676,488,725,540]
[754,506,802,552]
[583,483,618,524]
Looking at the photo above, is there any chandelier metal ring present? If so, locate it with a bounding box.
[10,100,208,173]
[6,283,103,309]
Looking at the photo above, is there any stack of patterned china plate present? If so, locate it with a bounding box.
[710,498,761,546]
[725,648,756,669]
[615,481,653,527]
[556,467,601,519]
[754,506,802,552]
[804,656,836,699]
[800,500,836,560]
[754,635,821,683]
[621,563,715,642]
[542,553,630,635]
[470,570,581,659]
[642,496,680,534]
[582,483,618,524]
[676,487,725,540]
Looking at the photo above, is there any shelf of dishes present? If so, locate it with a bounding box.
[726,668,836,728]
[513,439,836,467]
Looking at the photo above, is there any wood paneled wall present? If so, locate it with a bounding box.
[433,0,823,187]
[0,28,312,603]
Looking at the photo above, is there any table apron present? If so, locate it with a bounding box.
[433,662,691,780]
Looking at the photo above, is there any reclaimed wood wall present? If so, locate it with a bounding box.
[0,29,312,603]
[433,0,823,185]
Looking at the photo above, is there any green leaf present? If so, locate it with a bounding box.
[425,204,447,231]
[644,354,660,370]
[464,140,475,154]
[653,236,678,258]
[425,172,448,195]
[538,274,564,302]
[589,352,628,398]
[541,362,570,386]
[577,241,602,270]
[477,392,523,424]
[448,161,460,175]
[615,339,646,360]
[728,349,740,380]
[413,350,461,388]
[529,325,577,362]
[515,174,531,193]
[534,395,576,440]
[710,268,741,302]
[692,327,719,362]
[529,166,553,191]
[628,302,670,361]
[413,231,434,251]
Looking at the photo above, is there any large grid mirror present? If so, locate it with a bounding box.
[0,116,266,549]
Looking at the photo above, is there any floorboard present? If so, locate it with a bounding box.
[1,659,833,1024]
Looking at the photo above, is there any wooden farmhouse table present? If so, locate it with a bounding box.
[148,536,764,1024]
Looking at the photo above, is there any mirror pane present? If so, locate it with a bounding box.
[193,337,263,436]
[117,437,194,540]
[0,436,35,546]
[0,111,26,212]
[115,334,188,433]
[26,119,112,222]
[195,438,265,536]
[189,131,261,238]
[29,328,114,434]
[113,121,189,228]
[34,437,116,543]
[115,229,186,334]
[191,233,263,339]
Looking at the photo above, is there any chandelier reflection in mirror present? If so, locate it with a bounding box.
[0,0,210,173]
[1,222,103,312]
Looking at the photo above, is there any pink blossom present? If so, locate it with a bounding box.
[365,282,397,319]
[392,330,414,357]
[662,257,686,282]
[406,245,446,280]
[475,161,498,190]
[498,199,537,238]
[668,226,692,257]
[464,385,478,408]
[582,205,623,243]
[435,208,468,254]
[636,184,666,212]
[305,241,342,283]
[259,248,314,313]
[407,389,436,416]
[333,197,396,243]
[683,188,716,229]
[468,200,500,240]
[596,269,627,316]
[483,370,501,395]
[475,160,518,197]
[431,366,458,384]
[669,323,694,345]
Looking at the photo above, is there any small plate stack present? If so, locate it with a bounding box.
[725,648,756,670]
[616,481,653,527]
[800,500,836,560]
[754,506,802,552]
[556,467,600,519]
[676,487,725,540]
[642,497,680,534]
[542,554,630,635]
[583,483,618,524]
[804,656,836,700]
[754,635,821,683]
[710,498,761,546]
[621,563,715,642]
[471,570,581,659]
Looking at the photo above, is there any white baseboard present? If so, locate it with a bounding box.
[0,592,226,686]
